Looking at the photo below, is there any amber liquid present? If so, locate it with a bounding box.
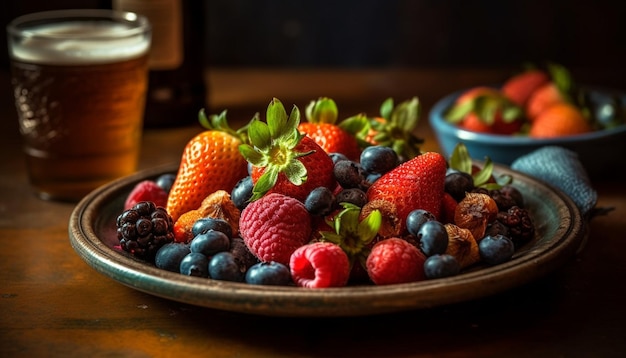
[10,54,149,201]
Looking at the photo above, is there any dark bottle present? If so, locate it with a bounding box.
[112,0,207,127]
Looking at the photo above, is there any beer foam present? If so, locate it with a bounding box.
[10,21,150,65]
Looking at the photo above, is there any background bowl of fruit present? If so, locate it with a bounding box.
[428,63,626,180]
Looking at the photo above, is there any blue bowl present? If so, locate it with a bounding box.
[428,88,626,180]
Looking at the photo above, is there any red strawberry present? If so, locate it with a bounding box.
[239,193,312,265]
[366,237,426,285]
[359,97,424,160]
[363,152,447,237]
[525,82,565,120]
[166,110,248,222]
[289,242,351,288]
[124,180,168,210]
[501,69,550,107]
[298,97,362,161]
[439,192,458,225]
[525,63,575,121]
[240,98,336,202]
[446,86,525,135]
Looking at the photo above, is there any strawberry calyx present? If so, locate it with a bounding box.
[238,98,312,201]
[448,143,512,190]
[305,97,339,124]
[319,203,381,269]
[361,97,424,161]
[198,108,249,144]
[445,91,523,126]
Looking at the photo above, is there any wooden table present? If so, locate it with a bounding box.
[1,67,625,357]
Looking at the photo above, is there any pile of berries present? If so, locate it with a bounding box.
[115,139,535,288]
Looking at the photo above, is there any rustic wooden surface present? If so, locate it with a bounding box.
[1,67,625,357]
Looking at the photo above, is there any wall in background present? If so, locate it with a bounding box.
[3,0,626,71]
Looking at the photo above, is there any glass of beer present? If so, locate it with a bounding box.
[6,9,151,202]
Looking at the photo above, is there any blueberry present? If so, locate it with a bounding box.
[305,186,336,216]
[155,173,176,194]
[329,152,349,164]
[231,176,254,210]
[365,171,382,185]
[245,261,292,285]
[416,220,448,256]
[335,188,368,207]
[192,217,233,238]
[208,252,245,282]
[333,160,366,189]
[190,230,231,256]
[406,209,437,237]
[359,145,398,174]
[479,234,515,265]
[424,254,461,279]
[179,252,210,277]
[155,242,191,272]
[444,171,474,202]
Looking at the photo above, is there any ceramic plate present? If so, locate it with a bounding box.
[69,163,585,317]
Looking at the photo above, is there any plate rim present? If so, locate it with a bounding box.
[69,163,585,317]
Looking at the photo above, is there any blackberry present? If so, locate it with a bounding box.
[495,206,534,248]
[116,201,175,262]
[489,185,524,211]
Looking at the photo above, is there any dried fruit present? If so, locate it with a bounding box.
[454,192,498,241]
[443,223,480,269]
[173,190,241,243]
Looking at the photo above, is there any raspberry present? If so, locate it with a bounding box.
[239,193,312,265]
[116,201,175,262]
[124,180,168,211]
[289,242,350,288]
[366,237,426,285]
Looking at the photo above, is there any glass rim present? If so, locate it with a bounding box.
[7,9,151,40]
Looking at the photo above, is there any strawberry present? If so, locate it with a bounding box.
[166,110,248,222]
[289,242,351,288]
[358,97,424,161]
[363,152,447,237]
[529,102,591,138]
[239,98,336,202]
[365,237,426,285]
[525,82,565,120]
[124,180,168,210]
[318,202,381,276]
[445,86,524,135]
[298,97,363,161]
[239,192,312,265]
[439,192,458,225]
[525,63,574,120]
[501,69,550,107]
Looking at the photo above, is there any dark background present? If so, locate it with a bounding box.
[2,0,626,73]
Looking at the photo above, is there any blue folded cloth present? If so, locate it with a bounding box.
[511,146,599,218]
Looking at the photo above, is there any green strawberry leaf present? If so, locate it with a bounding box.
[357,209,381,246]
[449,143,473,174]
[248,118,272,151]
[305,97,338,124]
[392,97,420,133]
[338,113,369,135]
[238,143,265,166]
[283,159,307,186]
[380,98,394,120]
[252,166,280,201]
[267,98,289,138]
[445,100,474,123]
